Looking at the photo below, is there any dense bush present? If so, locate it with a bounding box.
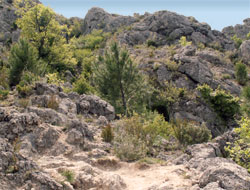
[197,84,240,119]
[241,86,250,116]
[225,117,250,172]
[60,169,75,184]
[9,38,38,86]
[73,75,94,95]
[235,62,248,85]
[171,120,211,146]
[113,112,172,161]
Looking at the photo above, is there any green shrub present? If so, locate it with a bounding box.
[101,125,114,143]
[113,112,172,161]
[171,120,211,146]
[47,95,59,110]
[16,84,32,98]
[0,66,9,89]
[73,75,94,95]
[60,169,75,184]
[147,40,157,47]
[235,62,248,85]
[231,35,243,49]
[225,117,250,172]
[46,73,63,86]
[241,86,250,116]
[9,38,38,86]
[179,36,192,46]
[197,84,240,119]
[242,86,250,101]
[0,89,9,100]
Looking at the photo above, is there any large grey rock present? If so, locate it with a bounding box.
[199,164,250,190]
[78,95,115,120]
[28,107,67,126]
[240,40,250,63]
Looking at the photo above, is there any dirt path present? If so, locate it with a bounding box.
[106,162,193,190]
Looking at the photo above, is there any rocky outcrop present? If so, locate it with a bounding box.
[82,7,137,34]
[173,135,250,190]
[223,18,250,39]
[240,40,250,63]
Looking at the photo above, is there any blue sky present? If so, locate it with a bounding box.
[40,0,250,31]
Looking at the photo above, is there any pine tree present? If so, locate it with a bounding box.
[9,38,38,86]
[94,42,149,116]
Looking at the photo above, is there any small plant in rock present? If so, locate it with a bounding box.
[60,169,75,184]
[47,95,59,110]
[231,35,243,49]
[147,40,157,47]
[165,60,179,71]
[16,84,32,98]
[18,98,30,108]
[179,36,192,46]
[235,61,248,85]
[101,125,114,143]
[171,120,211,146]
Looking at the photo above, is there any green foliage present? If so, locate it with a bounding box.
[197,84,240,119]
[231,35,243,49]
[0,89,9,100]
[113,112,172,161]
[226,117,250,172]
[73,75,94,95]
[241,86,250,117]
[171,120,211,146]
[16,3,76,74]
[165,60,179,71]
[179,36,192,46]
[9,38,38,86]
[46,73,64,86]
[101,125,114,143]
[153,82,186,106]
[0,66,9,89]
[16,84,32,98]
[60,169,75,184]
[94,42,151,116]
[73,30,108,50]
[235,62,248,85]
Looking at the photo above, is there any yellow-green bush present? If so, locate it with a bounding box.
[225,117,250,172]
[235,61,248,85]
[179,36,192,46]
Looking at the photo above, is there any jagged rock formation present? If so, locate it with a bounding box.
[83,8,235,50]
[223,18,250,39]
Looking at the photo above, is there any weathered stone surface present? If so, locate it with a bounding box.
[240,40,250,63]
[82,7,137,34]
[223,18,250,39]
